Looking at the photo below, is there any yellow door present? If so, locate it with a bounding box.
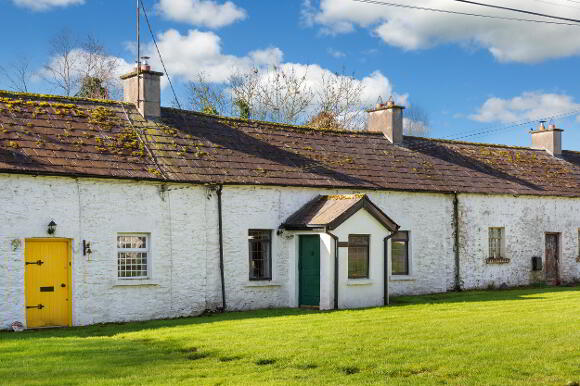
[25,239,71,328]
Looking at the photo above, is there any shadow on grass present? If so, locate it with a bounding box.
[1,286,576,342]
[0,332,227,384]
[0,308,320,341]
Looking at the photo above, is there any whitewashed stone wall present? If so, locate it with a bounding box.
[457,194,580,289]
[220,186,456,309]
[1,174,578,329]
[0,174,219,329]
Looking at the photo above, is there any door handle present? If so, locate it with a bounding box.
[61,283,66,288]
[25,260,44,266]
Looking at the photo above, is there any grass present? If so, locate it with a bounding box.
[0,287,579,385]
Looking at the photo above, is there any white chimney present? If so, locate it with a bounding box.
[120,60,163,120]
[367,98,405,144]
[530,122,563,156]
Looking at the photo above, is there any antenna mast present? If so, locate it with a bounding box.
[136,0,141,109]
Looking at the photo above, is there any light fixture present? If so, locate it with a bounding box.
[83,240,92,256]
[47,220,57,235]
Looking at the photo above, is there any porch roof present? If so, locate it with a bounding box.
[281,194,399,232]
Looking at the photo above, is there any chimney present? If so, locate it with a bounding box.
[120,58,163,120]
[529,122,563,156]
[367,97,405,144]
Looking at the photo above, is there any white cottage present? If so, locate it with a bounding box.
[0,67,579,329]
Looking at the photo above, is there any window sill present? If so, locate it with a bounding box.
[389,275,415,282]
[346,279,373,286]
[245,281,282,288]
[486,257,511,265]
[113,279,160,287]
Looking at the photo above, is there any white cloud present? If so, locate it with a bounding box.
[156,0,246,28]
[469,92,580,123]
[146,28,402,104]
[144,28,406,124]
[275,64,402,108]
[327,48,346,58]
[145,29,282,85]
[11,0,84,11]
[305,0,580,63]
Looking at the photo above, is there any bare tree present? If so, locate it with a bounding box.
[43,29,78,96]
[253,66,313,124]
[43,30,120,99]
[309,70,364,130]
[185,73,230,116]
[0,56,34,93]
[229,68,260,119]
[77,35,121,98]
[404,104,430,136]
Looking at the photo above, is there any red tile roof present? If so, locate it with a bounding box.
[0,90,579,197]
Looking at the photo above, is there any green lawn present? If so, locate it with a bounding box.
[1,288,579,385]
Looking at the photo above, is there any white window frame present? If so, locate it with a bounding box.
[488,227,505,259]
[117,233,150,280]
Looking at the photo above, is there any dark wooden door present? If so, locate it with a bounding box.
[299,235,320,307]
[545,234,560,285]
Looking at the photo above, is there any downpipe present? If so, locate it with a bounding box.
[325,231,340,310]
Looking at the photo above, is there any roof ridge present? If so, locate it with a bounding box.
[161,106,385,136]
[0,89,133,107]
[405,135,536,151]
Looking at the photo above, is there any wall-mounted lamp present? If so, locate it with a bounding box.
[47,220,57,235]
[83,240,92,256]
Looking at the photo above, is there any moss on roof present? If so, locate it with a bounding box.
[0,90,132,106]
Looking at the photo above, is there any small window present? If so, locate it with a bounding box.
[117,234,149,279]
[391,231,409,275]
[248,230,272,281]
[348,235,370,279]
[489,227,505,258]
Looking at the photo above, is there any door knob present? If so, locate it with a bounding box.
[61,283,66,288]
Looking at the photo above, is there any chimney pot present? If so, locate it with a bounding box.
[367,96,405,144]
[530,124,563,156]
[120,67,163,119]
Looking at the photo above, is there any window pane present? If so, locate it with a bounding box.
[348,235,369,279]
[248,230,272,280]
[392,240,408,275]
[392,231,409,242]
[489,228,503,258]
[117,235,149,279]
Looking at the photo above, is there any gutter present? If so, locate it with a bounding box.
[383,231,397,306]
[325,230,340,310]
[216,185,226,310]
[453,192,461,291]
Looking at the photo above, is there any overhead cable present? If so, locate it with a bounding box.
[351,0,580,26]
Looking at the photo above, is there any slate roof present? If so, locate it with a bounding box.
[0,90,579,197]
[282,194,399,231]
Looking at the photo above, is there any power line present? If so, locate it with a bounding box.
[138,0,183,110]
[453,0,580,24]
[563,0,580,4]
[351,0,580,26]
[528,0,580,10]
[403,108,580,155]
[441,109,580,140]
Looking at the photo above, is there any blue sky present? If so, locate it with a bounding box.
[1,0,579,150]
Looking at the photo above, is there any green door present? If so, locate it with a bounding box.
[299,235,320,307]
